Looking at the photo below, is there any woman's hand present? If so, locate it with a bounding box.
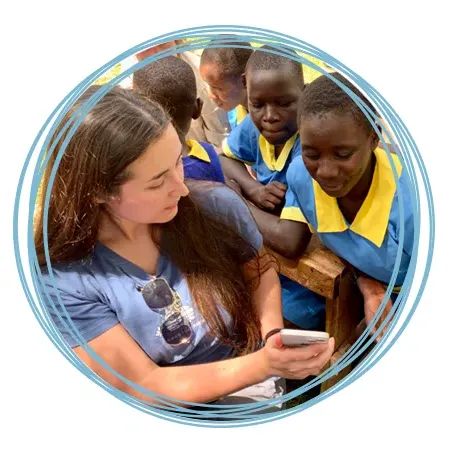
[357,275,393,343]
[260,332,335,380]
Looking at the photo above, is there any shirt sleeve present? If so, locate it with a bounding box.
[192,185,263,253]
[398,176,415,257]
[203,143,226,183]
[280,159,314,232]
[221,115,257,165]
[38,266,119,348]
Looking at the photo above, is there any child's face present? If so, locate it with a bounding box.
[247,69,303,146]
[300,113,378,198]
[200,63,246,111]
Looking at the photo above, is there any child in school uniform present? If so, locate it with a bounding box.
[133,56,225,183]
[219,48,325,330]
[200,44,253,130]
[281,72,413,339]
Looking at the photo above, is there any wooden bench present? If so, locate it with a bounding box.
[267,235,365,392]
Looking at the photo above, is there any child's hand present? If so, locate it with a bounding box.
[357,276,393,343]
[249,182,287,210]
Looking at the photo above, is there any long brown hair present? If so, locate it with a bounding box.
[34,86,266,354]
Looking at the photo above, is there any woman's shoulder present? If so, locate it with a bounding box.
[39,253,108,299]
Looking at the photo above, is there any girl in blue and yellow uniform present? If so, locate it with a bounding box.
[280,72,413,338]
[134,56,225,183]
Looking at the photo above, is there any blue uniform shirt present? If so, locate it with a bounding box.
[183,140,225,183]
[222,115,301,186]
[281,148,414,291]
[227,105,248,130]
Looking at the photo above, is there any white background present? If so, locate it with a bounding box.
[1,0,449,448]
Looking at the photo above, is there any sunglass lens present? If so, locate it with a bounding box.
[142,278,174,309]
[161,312,193,346]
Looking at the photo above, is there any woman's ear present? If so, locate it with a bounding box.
[192,98,203,120]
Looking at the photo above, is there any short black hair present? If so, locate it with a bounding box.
[200,42,253,80]
[299,72,379,135]
[245,45,304,86]
[133,56,197,134]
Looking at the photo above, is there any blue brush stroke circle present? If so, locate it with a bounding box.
[13,25,434,427]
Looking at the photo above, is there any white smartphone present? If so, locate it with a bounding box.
[280,329,329,347]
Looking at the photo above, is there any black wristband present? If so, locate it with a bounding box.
[264,328,283,344]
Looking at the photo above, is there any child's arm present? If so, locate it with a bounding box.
[247,202,312,260]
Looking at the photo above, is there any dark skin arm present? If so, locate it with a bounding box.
[248,202,312,260]
[226,176,311,259]
[219,157,311,259]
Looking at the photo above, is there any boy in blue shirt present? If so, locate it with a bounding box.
[134,56,225,183]
[200,44,253,130]
[220,48,325,330]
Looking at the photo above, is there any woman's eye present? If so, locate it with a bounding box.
[146,182,164,190]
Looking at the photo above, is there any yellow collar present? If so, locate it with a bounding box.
[314,148,403,247]
[258,133,298,172]
[186,140,211,163]
[236,105,248,125]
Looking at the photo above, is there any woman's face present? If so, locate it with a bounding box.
[106,124,189,224]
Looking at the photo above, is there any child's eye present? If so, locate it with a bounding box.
[279,101,293,108]
[335,151,353,160]
[304,152,320,160]
[250,102,263,109]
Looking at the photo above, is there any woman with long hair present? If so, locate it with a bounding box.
[35,86,334,414]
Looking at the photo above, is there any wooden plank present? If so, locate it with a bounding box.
[321,319,367,393]
[325,272,363,350]
[267,236,346,299]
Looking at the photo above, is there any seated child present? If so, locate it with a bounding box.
[282,72,413,339]
[220,47,325,330]
[134,56,225,183]
[200,43,253,129]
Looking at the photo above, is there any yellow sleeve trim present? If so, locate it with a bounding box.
[221,139,255,166]
[281,207,314,233]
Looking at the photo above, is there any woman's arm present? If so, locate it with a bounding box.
[244,250,284,338]
[74,321,334,406]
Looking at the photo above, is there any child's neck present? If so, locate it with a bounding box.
[338,153,376,223]
[273,133,296,157]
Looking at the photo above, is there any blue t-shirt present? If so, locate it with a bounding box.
[281,148,414,290]
[183,140,225,183]
[222,115,301,186]
[39,186,263,366]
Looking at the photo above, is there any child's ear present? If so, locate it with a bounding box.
[370,127,380,150]
[242,73,247,89]
[192,98,203,120]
